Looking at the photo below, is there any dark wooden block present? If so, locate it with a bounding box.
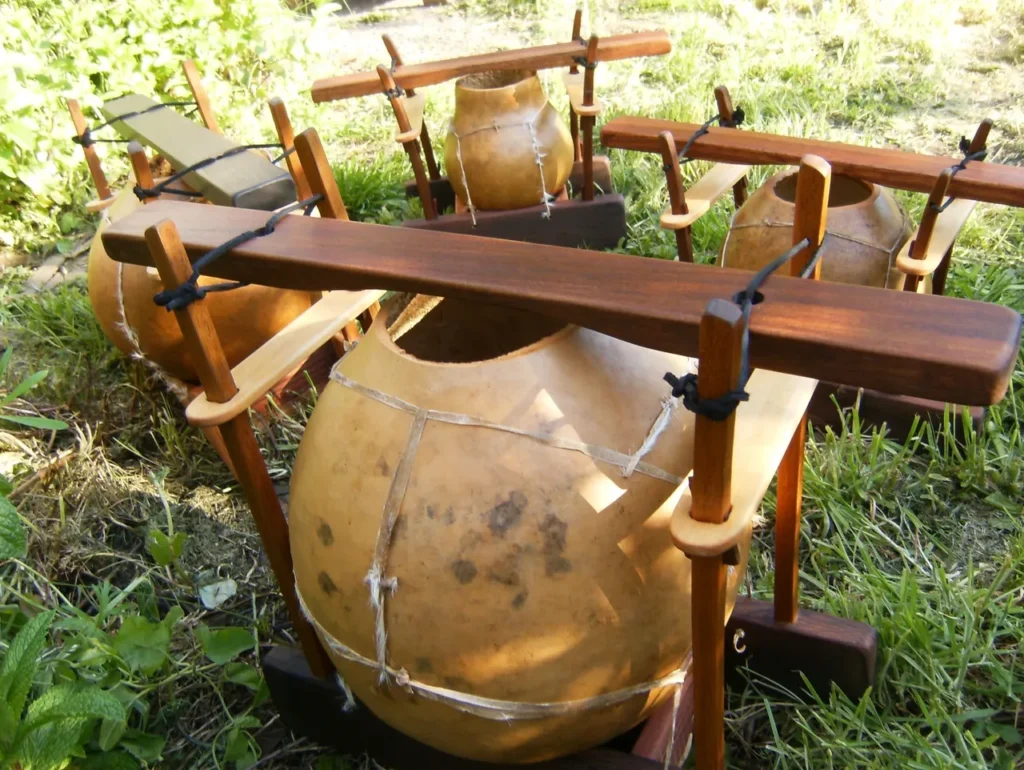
[261,644,665,769]
[403,176,458,214]
[567,155,614,196]
[725,598,877,700]
[808,381,985,443]
[402,194,627,251]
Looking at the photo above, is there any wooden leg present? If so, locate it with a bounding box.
[931,243,955,296]
[674,228,694,263]
[774,418,806,624]
[182,59,222,134]
[692,557,727,770]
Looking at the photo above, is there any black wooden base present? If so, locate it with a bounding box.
[725,598,877,700]
[808,382,985,443]
[402,194,627,251]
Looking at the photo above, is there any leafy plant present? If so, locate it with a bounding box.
[0,349,67,432]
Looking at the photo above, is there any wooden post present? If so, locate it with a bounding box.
[713,86,747,208]
[382,35,440,181]
[377,67,437,220]
[268,97,313,201]
[581,35,599,202]
[67,97,112,202]
[658,130,694,262]
[568,9,583,163]
[182,60,222,134]
[127,141,156,204]
[774,155,830,625]
[144,219,334,679]
[293,128,377,340]
[689,299,745,770]
[903,169,951,294]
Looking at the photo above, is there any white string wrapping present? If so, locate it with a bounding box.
[296,579,690,722]
[624,397,679,478]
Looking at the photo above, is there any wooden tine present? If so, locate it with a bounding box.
[127,141,156,205]
[144,218,334,679]
[774,155,831,626]
[658,130,694,262]
[903,169,952,294]
[377,66,437,220]
[382,35,440,181]
[931,118,992,295]
[568,9,584,163]
[67,97,112,202]
[581,35,600,202]
[293,127,378,338]
[713,86,748,207]
[268,97,313,201]
[182,60,222,134]
[689,298,745,770]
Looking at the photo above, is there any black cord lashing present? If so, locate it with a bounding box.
[153,194,323,311]
[271,145,297,165]
[663,237,818,421]
[133,143,285,201]
[384,85,405,100]
[664,108,745,172]
[72,101,198,148]
[928,136,988,214]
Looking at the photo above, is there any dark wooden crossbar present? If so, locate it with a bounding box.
[101,200,1021,406]
[101,95,296,210]
[600,117,1024,207]
[311,32,671,102]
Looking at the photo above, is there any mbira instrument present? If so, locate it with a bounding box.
[98,126,1021,769]
[601,88,1024,440]
[68,62,383,471]
[310,9,670,250]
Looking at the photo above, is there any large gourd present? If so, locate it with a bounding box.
[288,296,753,763]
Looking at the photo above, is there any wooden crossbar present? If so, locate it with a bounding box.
[310,31,671,102]
[100,200,1021,407]
[101,95,296,210]
[601,117,1024,207]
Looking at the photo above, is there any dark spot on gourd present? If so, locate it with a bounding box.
[318,571,338,594]
[512,590,528,609]
[486,491,527,537]
[443,675,473,693]
[376,456,390,475]
[415,657,434,673]
[451,559,478,584]
[317,520,334,546]
[487,553,520,586]
[426,505,436,519]
[444,506,456,525]
[539,513,572,576]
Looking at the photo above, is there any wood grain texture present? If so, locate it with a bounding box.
[182,59,221,134]
[311,31,671,102]
[658,130,693,261]
[382,34,441,180]
[127,141,156,205]
[67,97,112,201]
[268,97,312,201]
[581,35,599,202]
[100,94,295,210]
[713,86,748,207]
[100,201,1022,406]
[600,116,1024,207]
[378,67,436,219]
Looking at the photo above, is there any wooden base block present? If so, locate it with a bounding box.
[725,598,877,700]
[263,644,689,769]
[403,176,457,215]
[402,194,627,251]
[808,381,984,443]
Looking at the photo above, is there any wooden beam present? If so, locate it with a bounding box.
[100,94,296,211]
[600,116,1024,207]
[311,31,671,102]
[100,200,1021,407]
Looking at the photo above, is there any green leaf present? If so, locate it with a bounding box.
[98,717,127,751]
[120,729,165,763]
[22,684,123,734]
[0,474,13,496]
[986,720,1024,745]
[145,530,186,567]
[112,617,170,675]
[0,414,69,431]
[17,715,87,770]
[0,699,18,747]
[1,369,49,403]
[223,663,263,690]
[0,610,53,720]
[81,750,140,770]
[0,495,27,560]
[0,348,11,379]
[197,625,255,665]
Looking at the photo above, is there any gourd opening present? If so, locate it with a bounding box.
[457,69,534,90]
[773,172,873,207]
[387,295,567,364]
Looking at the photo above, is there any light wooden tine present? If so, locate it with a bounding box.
[382,35,440,180]
[127,141,156,205]
[969,118,993,155]
[377,65,437,220]
[713,85,748,207]
[903,169,953,294]
[689,298,744,770]
[568,9,584,162]
[772,154,831,627]
[144,218,334,678]
[581,35,600,201]
[182,59,221,134]
[268,97,313,201]
[67,97,112,201]
[658,130,693,262]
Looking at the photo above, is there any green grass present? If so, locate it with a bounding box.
[2,0,1024,767]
